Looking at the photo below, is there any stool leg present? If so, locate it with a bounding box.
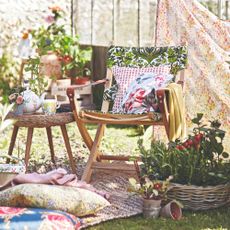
[46,127,56,165]
[7,126,19,163]
[24,127,34,171]
[60,124,76,174]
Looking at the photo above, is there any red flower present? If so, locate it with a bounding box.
[194,133,203,142]
[153,183,162,190]
[187,139,193,146]
[176,145,185,151]
[182,141,190,149]
[63,55,73,64]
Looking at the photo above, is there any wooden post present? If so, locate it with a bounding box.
[91,46,108,109]
[218,0,223,19]
[226,0,229,19]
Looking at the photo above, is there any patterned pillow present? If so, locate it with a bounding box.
[0,184,110,217]
[112,66,171,112]
[121,72,174,114]
[0,207,82,230]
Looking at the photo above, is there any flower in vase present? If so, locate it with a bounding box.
[16,95,24,105]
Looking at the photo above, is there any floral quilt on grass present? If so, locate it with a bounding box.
[0,206,82,230]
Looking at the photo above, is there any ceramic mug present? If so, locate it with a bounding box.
[42,99,60,115]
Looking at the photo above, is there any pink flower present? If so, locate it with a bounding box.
[45,213,77,229]
[16,95,24,105]
[0,207,26,216]
[45,15,55,24]
[49,6,63,13]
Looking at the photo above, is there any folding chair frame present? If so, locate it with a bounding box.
[67,45,187,182]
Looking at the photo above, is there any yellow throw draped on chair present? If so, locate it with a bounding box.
[167,83,187,141]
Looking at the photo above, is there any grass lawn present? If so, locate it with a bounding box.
[1,123,230,230]
[90,207,230,230]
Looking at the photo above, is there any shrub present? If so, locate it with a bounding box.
[138,114,230,186]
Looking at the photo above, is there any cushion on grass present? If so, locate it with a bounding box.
[0,206,82,230]
[0,184,110,217]
[112,66,171,112]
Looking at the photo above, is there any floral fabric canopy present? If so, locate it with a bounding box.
[156,0,230,151]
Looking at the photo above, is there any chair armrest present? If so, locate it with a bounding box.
[66,79,108,112]
[156,89,167,114]
[68,79,108,90]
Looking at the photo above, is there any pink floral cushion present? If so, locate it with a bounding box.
[112,66,171,112]
[0,206,82,230]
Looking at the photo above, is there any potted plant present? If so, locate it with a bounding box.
[28,6,92,85]
[8,87,25,115]
[56,35,92,85]
[138,113,230,210]
[128,161,173,218]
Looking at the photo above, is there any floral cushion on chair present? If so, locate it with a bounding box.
[0,184,110,217]
[103,45,188,112]
[0,206,82,230]
[121,72,174,114]
[111,66,171,112]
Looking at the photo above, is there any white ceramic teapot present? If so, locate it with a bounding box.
[22,88,46,114]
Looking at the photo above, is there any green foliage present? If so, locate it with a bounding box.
[107,46,187,76]
[24,57,48,95]
[30,6,92,78]
[128,176,172,200]
[56,35,92,77]
[138,114,230,186]
[0,52,19,103]
[0,103,15,149]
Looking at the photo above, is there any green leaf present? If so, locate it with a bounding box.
[129,178,137,187]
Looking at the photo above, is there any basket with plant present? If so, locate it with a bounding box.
[137,113,230,210]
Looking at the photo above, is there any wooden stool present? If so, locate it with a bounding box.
[7,112,76,173]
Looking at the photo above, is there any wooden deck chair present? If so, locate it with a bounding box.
[67,45,188,182]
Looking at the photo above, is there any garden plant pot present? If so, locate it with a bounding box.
[39,52,62,79]
[142,199,161,218]
[160,201,182,220]
[72,77,90,85]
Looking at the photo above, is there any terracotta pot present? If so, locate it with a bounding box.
[71,77,90,85]
[39,51,62,79]
[160,201,182,220]
[142,198,162,218]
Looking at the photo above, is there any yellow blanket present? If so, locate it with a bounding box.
[167,83,187,141]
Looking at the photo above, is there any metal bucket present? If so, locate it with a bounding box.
[143,199,161,218]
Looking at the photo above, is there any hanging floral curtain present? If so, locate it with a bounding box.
[156,0,230,150]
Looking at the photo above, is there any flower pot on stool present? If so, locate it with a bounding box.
[160,201,182,220]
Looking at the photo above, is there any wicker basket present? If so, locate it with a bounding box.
[167,183,230,211]
[0,156,25,186]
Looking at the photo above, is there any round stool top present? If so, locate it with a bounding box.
[7,112,74,128]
